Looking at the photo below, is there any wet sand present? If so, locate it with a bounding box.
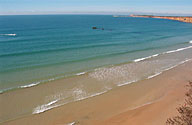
[2,61,192,125]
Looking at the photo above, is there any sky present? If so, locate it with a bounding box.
[0,0,192,15]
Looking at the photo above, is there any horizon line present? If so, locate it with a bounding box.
[1,11,192,16]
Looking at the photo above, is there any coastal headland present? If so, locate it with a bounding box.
[129,15,192,23]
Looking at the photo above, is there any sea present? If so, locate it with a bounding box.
[1,15,192,122]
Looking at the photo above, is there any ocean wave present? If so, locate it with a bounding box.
[134,45,192,63]
[147,59,191,79]
[0,82,41,94]
[0,87,15,94]
[164,46,192,54]
[0,34,16,36]
[1,42,192,94]
[32,56,190,114]
[117,80,139,87]
[20,82,41,88]
[32,58,192,114]
[0,39,186,59]
[76,72,86,76]
[159,59,191,72]
[189,40,192,44]
[0,73,88,94]
[147,72,162,79]
[0,76,64,94]
[118,58,192,87]
[33,100,59,114]
[26,57,192,115]
[33,90,108,114]
[67,122,76,125]
[134,54,159,62]
[179,59,191,65]
[0,43,161,58]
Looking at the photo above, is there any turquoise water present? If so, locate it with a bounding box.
[1,15,192,92]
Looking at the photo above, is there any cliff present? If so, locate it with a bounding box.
[129,15,192,23]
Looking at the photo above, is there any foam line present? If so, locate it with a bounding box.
[134,54,159,62]
[67,122,76,125]
[33,100,59,114]
[134,44,192,63]
[20,82,41,88]
[33,90,108,114]
[117,80,139,87]
[147,72,162,79]
[0,34,16,36]
[76,72,86,76]
[164,46,192,54]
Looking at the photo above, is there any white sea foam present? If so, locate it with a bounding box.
[179,59,191,64]
[33,90,108,114]
[76,72,86,76]
[163,59,191,72]
[31,56,191,115]
[0,34,16,36]
[86,90,108,98]
[0,76,66,94]
[147,72,162,79]
[164,46,192,54]
[19,77,58,89]
[117,80,139,87]
[134,44,192,63]
[134,54,159,62]
[147,59,191,79]
[20,82,41,88]
[0,82,41,93]
[73,89,108,101]
[67,122,76,125]
[33,100,59,114]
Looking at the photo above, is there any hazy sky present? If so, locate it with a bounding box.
[0,0,192,15]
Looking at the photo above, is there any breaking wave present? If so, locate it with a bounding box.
[32,90,108,114]
[134,54,159,62]
[134,44,192,63]
[33,100,59,114]
[76,72,86,76]
[0,34,16,36]
[164,46,192,54]
[147,72,162,79]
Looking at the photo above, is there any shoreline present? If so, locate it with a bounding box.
[2,59,192,125]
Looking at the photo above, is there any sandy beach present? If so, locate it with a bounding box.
[1,0,192,124]
[2,59,192,125]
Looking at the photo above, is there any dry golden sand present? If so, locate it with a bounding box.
[3,61,192,125]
